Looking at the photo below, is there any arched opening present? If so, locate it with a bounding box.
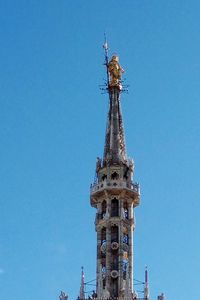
[123,166,129,180]
[111,252,119,270]
[111,198,119,217]
[111,172,119,180]
[111,278,118,298]
[111,225,119,243]
[102,174,107,181]
[102,278,106,289]
[101,227,106,243]
[101,200,107,219]
[101,258,106,288]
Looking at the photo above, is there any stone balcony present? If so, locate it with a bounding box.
[90,179,140,195]
[90,179,140,208]
[77,296,147,300]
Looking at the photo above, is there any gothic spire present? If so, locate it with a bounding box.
[103,51,127,166]
[79,267,85,300]
[90,45,140,300]
[144,267,150,300]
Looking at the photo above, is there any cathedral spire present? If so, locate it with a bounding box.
[79,267,85,300]
[103,52,127,166]
[144,267,150,300]
[90,46,140,300]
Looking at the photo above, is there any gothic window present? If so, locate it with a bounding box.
[102,174,107,181]
[101,200,107,219]
[111,172,119,180]
[111,278,118,298]
[102,255,107,287]
[103,278,106,289]
[101,227,106,242]
[123,166,129,180]
[111,253,118,270]
[111,225,119,243]
[111,198,119,217]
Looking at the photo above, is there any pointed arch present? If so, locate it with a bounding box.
[111,198,119,217]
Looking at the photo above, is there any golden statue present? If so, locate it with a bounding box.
[108,55,124,88]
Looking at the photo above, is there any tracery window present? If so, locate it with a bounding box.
[111,198,119,217]
[111,253,119,270]
[101,200,107,219]
[111,278,118,298]
[111,172,119,180]
[102,174,107,181]
[111,225,119,243]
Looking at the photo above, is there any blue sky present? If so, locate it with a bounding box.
[0,1,200,299]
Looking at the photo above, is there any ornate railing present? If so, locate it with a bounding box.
[90,179,140,194]
[77,298,147,300]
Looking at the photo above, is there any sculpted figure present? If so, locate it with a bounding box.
[108,55,124,87]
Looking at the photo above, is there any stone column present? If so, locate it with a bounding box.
[128,202,133,219]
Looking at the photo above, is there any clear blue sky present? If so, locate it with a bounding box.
[0,1,199,299]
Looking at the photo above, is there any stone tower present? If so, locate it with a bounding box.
[90,50,140,300]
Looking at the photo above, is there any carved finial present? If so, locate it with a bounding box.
[158,293,166,300]
[108,55,124,89]
[103,33,109,53]
[59,291,68,300]
[144,266,150,300]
